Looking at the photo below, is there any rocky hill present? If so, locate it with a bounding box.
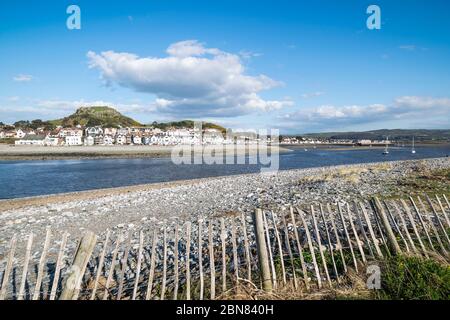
[51,106,142,128]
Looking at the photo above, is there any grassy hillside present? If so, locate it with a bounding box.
[52,106,142,128]
[304,129,450,142]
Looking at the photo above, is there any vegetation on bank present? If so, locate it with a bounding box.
[1,106,227,132]
[218,254,450,300]
[373,255,450,300]
[51,106,142,128]
[382,164,450,199]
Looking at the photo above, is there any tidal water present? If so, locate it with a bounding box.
[0,145,449,199]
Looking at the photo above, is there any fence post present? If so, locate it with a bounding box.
[371,197,401,255]
[59,231,97,300]
[252,209,272,292]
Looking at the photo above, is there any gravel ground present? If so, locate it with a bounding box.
[1,157,449,257]
[0,157,449,299]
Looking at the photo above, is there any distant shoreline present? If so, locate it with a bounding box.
[0,144,291,161]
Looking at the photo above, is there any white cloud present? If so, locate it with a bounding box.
[281,96,450,130]
[13,74,33,82]
[7,96,20,102]
[238,50,262,59]
[394,96,450,110]
[399,45,417,51]
[87,40,291,118]
[301,91,325,99]
[0,99,153,121]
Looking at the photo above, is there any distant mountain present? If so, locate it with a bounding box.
[304,129,450,142]
[150,120,226,133]
[51,106,142,128]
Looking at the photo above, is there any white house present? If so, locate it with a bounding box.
[103,135,114,145]
[132,135,142,145]
[84,136,94,146]
[15,129,26,139]
[15,134,45,145]
[104,128,118,136]
[59,128,83,138]
[115,135,127,145]
[65,135,83,146]
[85,127,103,137]
[44,136,60,146]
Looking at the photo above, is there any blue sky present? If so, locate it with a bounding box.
[1,0,449,133]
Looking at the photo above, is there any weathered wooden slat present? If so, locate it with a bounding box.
[328,204,348,272]
[185,222,191,300]
[289,207,309,289]
[371,197,402,255]
[103,236,121,300]
[311,205,332,287]
[61,231,97,300]
[400,199,428,257]
[436,195,450,229]
[391,201,418,254]
[359,203,383,258]
[145,230,158,300]
[297,207,322,289]
[241,214,252,282]
[419,196,447,253]
[354,202,375,257]
[208,221,216,300]
[90,230,110,300]
[50,232,68,300]
[231,218,240,289]
[346,203,366,263]
[262,211,276,288]
[173,224,179,300]
[132,230,144,300]
[410,197,434,250]
[198,221,204,300]
[383,201,410,253]
[220,218,227,293]
[0,235,17,300]
[442,194,450,222]
[253,209,273,292]
[117,232,132,300]
[281,213,298,289]
[425,195,450,248]
[337,203,358,271]
[161,226,168,300]
[18,233,33,300]
[319,204,340,284]
[372,202,389,252]
[270,211,287,285]
[33,228,52,300]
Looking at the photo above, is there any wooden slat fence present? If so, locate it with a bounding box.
[0,194,449,300]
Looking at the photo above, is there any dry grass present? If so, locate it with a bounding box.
[299,166,370,185]
[215,270,372,300]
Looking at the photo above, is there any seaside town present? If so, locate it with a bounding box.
[0,124,393,147]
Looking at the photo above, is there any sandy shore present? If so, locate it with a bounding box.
[0,144,290,160]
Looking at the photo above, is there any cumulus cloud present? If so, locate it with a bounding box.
[301,91,325,99]
[0,99,152,121]
[13,74,33,82]
[398,45,417,51]
[87,40,291,118]
[281,96,450,130]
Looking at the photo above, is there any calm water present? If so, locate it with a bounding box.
[0,145,449,199]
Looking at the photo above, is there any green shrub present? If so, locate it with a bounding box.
[374,255,450,300]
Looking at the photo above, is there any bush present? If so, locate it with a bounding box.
[375,255,450,300]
